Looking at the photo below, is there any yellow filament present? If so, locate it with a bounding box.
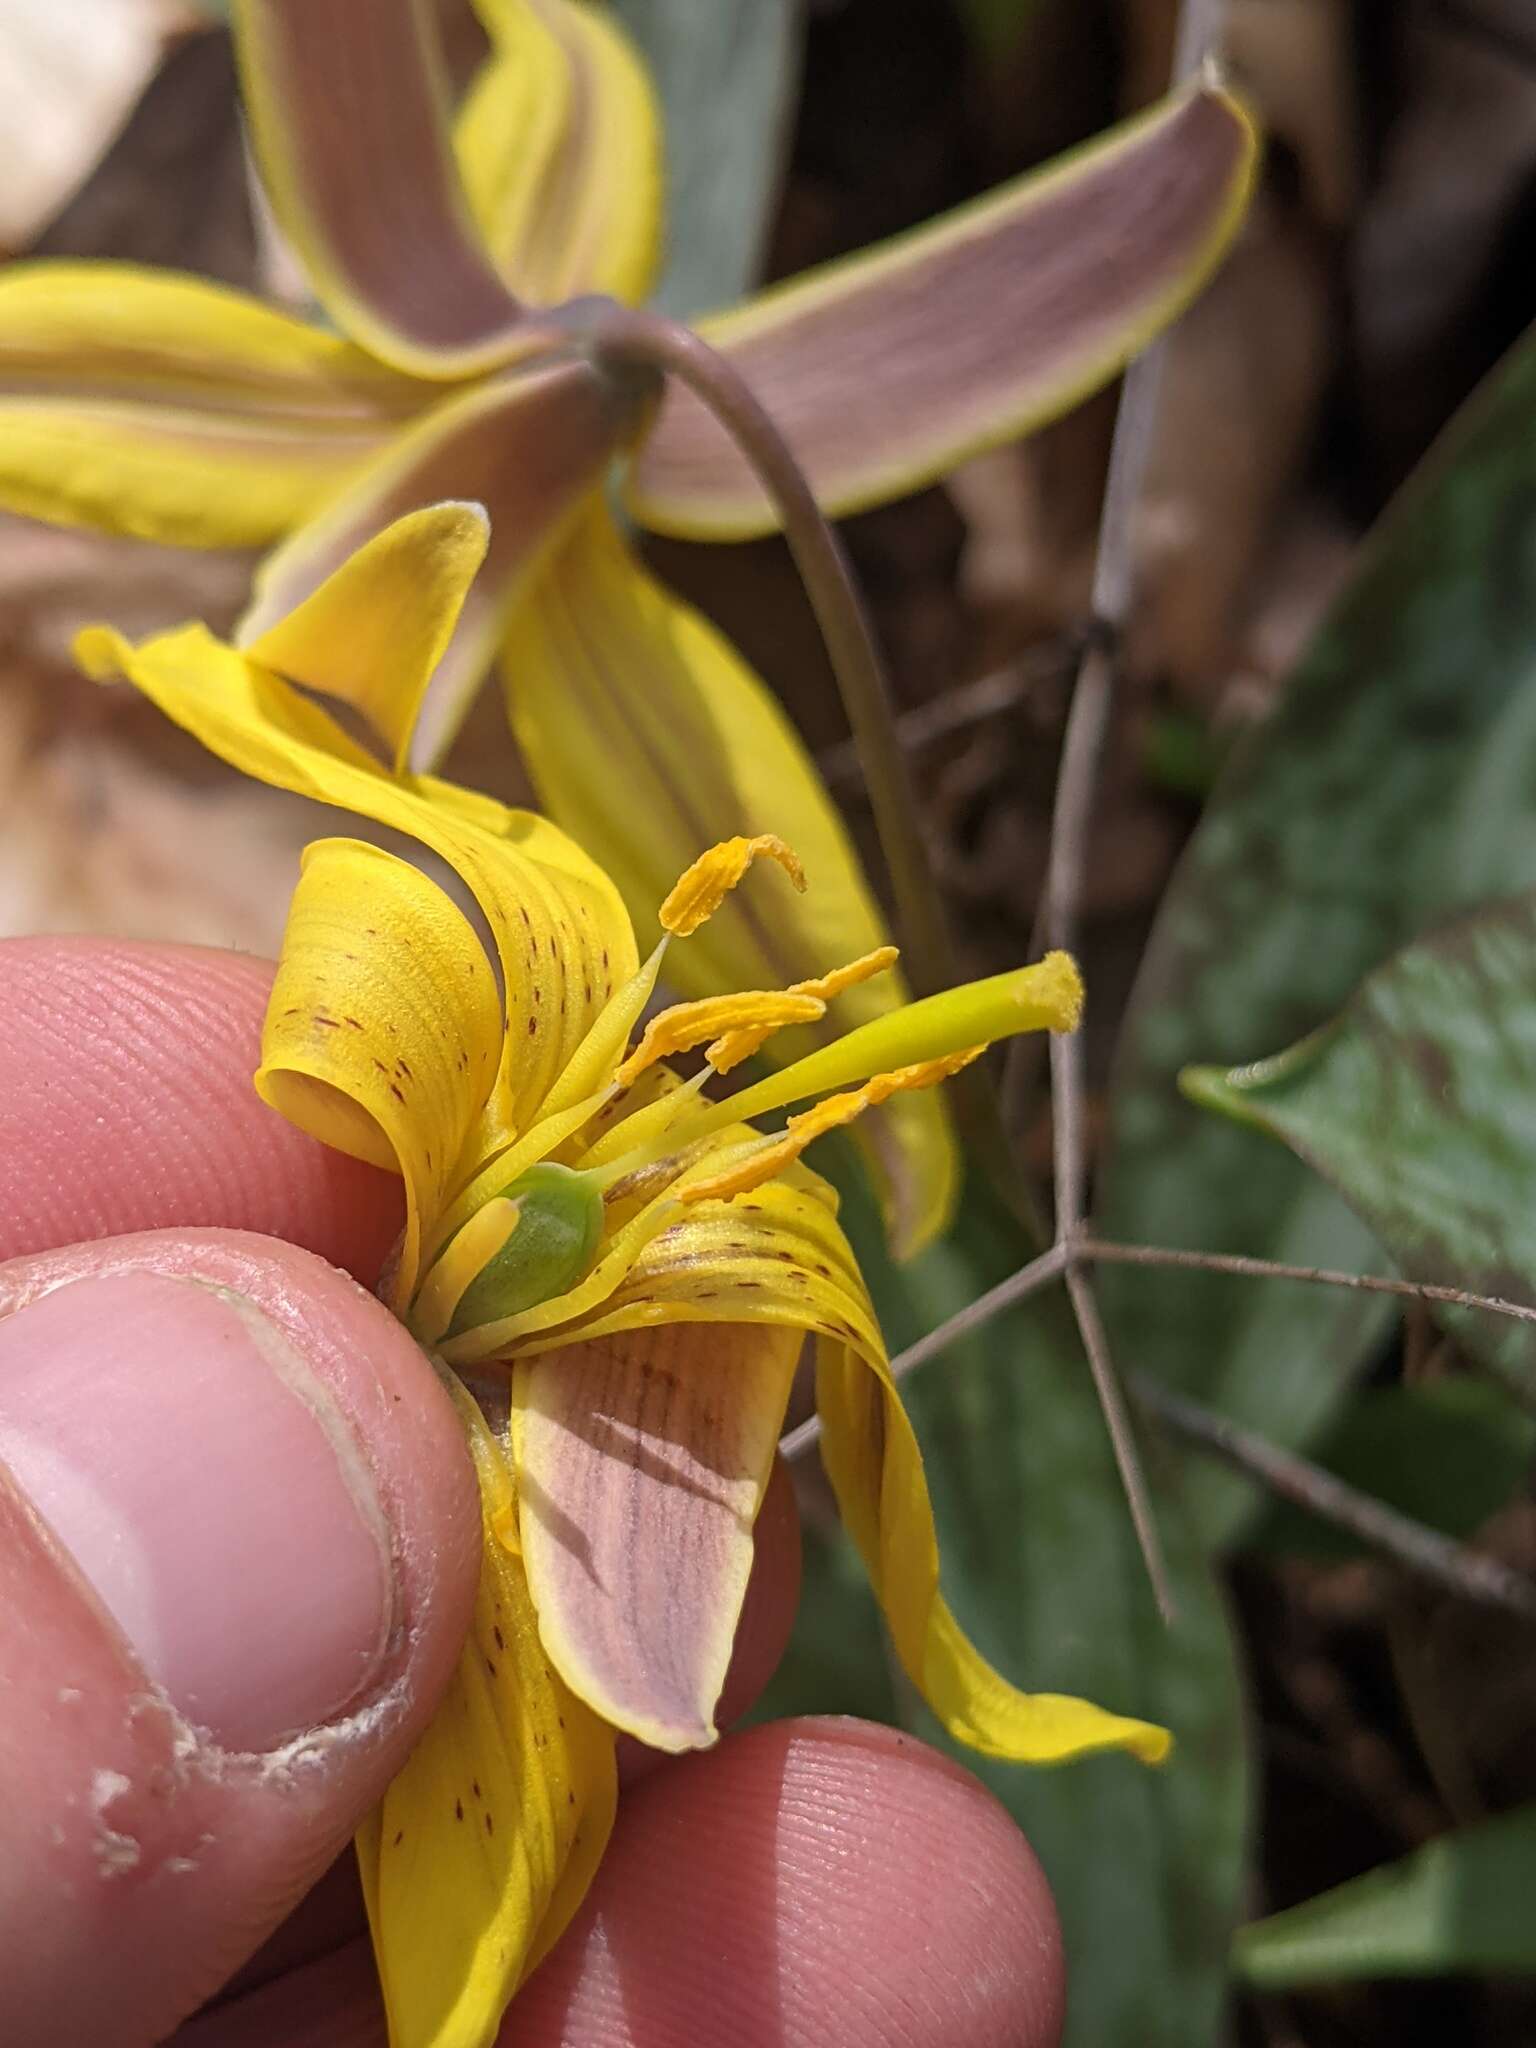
[614,989,826,1088]
[708,945,900,1072]
[679,1048,985,1206]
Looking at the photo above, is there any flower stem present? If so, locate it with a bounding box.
[579,301,961,1001]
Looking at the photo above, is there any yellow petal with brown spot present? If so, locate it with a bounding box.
[500,507,956,1257]
[78,508,638,1145]
[256,838,503,1307]
[358,1376,616,2048]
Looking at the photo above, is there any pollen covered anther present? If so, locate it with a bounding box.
[658,834,805,937]
[615,989,826,1089]
[679,1046,986,1206]
[707,945,900,1071]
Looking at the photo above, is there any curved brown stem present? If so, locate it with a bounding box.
[571,299,960,1002]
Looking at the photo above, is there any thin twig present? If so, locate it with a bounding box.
[779,1239,1536,1623]
[778,1243,1069,1463]
[1034,0,1227,1622]
[783,1234,1536,1460]
[1134,1374,1536,1623]
[817,642,1073,790]
[585,303,959,1002]
[1082,1236,1536,1329]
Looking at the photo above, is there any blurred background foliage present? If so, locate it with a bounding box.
[9,1,1536,2041]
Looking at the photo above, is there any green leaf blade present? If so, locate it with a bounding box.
[1236,1804,1536,1987]
[1189,892,1536,1391]
[608,0,799,322]
[1098,329,1536,1544]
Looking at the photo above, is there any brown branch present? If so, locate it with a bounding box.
[817,642,1073,790]
[1134,1373,1536,1623]
[1081,1236,1536,1329]
[1032,1,1230,1624]
[778,1243,1070,1464]
[779,1234,1536,1623]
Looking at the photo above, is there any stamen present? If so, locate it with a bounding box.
[603,955,1084,1175]
[678,1048,986,1206]
[580,1066,712,1174]
[659,834,805,936]
[790,945,900,1003]
[615,989,825,1089]
[708,945,900,1072]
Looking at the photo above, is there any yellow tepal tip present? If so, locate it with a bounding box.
[73,625,133,683]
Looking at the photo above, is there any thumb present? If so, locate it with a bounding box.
[0,1228,479,2048]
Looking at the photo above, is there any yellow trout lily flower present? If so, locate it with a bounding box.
[78,502,1170,2048]
[0,0,1257,1260]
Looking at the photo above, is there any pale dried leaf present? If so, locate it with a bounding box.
[0,0,189,252]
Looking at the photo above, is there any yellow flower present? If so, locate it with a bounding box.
[79,502,1170,2048]
[0,0,1258,1260]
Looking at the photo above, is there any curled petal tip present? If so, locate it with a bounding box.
[73,624,131,682]
[1131,1723,1175,1766]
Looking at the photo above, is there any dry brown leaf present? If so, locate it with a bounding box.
[0,0,194,254]
[0,521,321,950]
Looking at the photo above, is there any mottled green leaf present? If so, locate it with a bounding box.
[1097,327,1536,1545]
[607,0,799,320]
[1185,893,1536,1394]
[1235,1802,1536,1986]
[826,1150,1250,2048]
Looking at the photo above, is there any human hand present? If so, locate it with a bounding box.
[0,936,1065,2048]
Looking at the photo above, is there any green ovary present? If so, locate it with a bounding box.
[445,1163,605,1339]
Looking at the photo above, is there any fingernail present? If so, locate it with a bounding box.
[0,1269,393,1750]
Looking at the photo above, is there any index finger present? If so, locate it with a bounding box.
[0,936,401,1279]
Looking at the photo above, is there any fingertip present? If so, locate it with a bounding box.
[517,1716,1065,2047]
[0,1229,477,2044]
[0,937,402,1281]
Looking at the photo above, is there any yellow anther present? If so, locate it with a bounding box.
[709,946,902,1072]
[658,834,805,937]
[790,944,899,1003]
[680,1046,985,1206]
[614,990,826,1089]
